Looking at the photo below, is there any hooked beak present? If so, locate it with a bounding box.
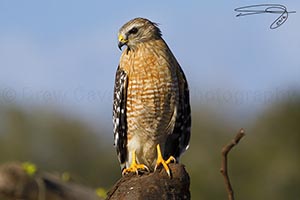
[118,41,125,50]
[118,34,128,50]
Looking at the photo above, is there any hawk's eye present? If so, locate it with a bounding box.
[128,27,138,35]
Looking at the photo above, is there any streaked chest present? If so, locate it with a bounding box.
[119,42,178,132]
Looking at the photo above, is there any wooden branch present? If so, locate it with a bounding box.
[0,162,103,200]
[106,163,190,200]
[0,162,190,200]
[220,128,245,200]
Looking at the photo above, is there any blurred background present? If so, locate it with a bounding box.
[0,1,299,199]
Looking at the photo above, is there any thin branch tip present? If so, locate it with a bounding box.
[220,128,246,200]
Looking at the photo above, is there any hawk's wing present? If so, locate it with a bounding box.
[113,66,128,167]
[165,65,191,160]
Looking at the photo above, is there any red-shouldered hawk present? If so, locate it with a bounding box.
[113,18,191,176]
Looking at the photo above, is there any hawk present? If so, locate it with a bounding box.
[113,17,191,176]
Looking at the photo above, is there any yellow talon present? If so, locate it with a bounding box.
[122,151,149,176]
[154,144,176,177]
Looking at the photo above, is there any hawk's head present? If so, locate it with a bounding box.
[118,18,162,50]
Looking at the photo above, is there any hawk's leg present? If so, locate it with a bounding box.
[154,144,176,177]
[122,151,149,176]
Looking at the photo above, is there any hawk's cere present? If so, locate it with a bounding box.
[113,17,191,176]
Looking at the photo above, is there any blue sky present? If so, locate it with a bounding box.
[0,1,299,130]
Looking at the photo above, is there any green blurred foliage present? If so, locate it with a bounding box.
[0,94,299,199]
[0,105,120,188]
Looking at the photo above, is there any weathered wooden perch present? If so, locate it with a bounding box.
[0,162,190,200]
[106,163,190,200]
[0,162,103,200]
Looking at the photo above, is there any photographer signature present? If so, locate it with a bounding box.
[234,4,296,29]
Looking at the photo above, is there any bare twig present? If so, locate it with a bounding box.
[220,128,245,200]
